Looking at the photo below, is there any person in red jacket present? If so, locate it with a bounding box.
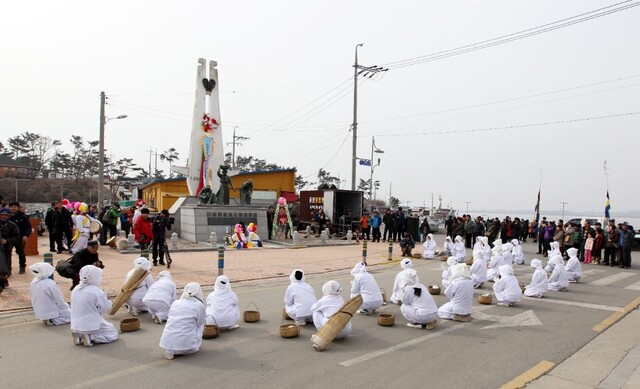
[133,208,154,252]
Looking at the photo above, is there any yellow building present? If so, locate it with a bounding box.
[139,169,297,210]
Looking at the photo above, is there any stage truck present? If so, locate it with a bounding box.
[298,189,364,236]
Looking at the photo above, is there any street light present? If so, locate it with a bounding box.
[560,202,568,219]
[98,90,127,208]
[369,136,384,201]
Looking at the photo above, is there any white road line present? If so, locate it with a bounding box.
[526,296,623,312]
[582,269,607,275]
[339,322,467,367]
[625,281,640,291]
[588,272,637,286]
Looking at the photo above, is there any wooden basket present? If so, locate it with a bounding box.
[282,307,292,320]
[380,288,387,303]
[465,258,474,266]
[279,322,300,338]
[243,302,260,323]
[412,253,422,259]
[120,317,140,333]
[440,256,448,261]
[478,293,492,305]
[428,284,441,295]
[203,316,219,339]
[378,311,395,327]
[519,282,526,293]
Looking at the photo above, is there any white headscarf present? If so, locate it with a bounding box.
[133,257,152,271]
[492,245,503,256]
[322,280,342,296]
[502,242,513,253]
[78,265,103,289]
[450,263,472,281]
[445,236,452,243]
[350,261,366,276]
[454,235,464,243]
[181,282,203,303]
[214,275,231,293]
[481,236,488,245]
[498,264,514,277]
[566,247,578,258]
[400,258,413,270]
[511,239,520,247]
[29,262,54,284]
[550,255,564,268]
[493,239,503,248]
[398,269,418,290]
[446,256,457,267]
[550,241,560,251]
[530,258,543,270]
[157,270,172,281]
[426,234,433,241]
[289,269,305,283]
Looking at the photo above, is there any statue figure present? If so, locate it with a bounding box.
[215,165,234,205]
[239,179,254,206]
[198,186,216,205]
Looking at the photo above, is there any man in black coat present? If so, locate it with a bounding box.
[69,240,103,290]
[8,201,32,274]
[1,207,20,288]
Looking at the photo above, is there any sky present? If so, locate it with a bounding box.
[1,0,638,215]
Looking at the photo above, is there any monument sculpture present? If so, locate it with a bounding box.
[239,179,254,206]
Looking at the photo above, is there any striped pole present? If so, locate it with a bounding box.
[362,240,368,265]
[387,240,393,261]
[218,245,225,276]
[43,253,54,280]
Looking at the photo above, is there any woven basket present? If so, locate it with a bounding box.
[243,302,260,323]
[279,322,300,338]
[203,324,219,339]
[312,294,362,351]
[478,293,492,305]
[428,284,441,295]
[378,311,395,327]
[440,255,448,261]
[519,282,526,293]
[282,307,292,320]
[412,253,422,259]
[120,317,140,333]
[380,288,387,303]
[465,258,474,266]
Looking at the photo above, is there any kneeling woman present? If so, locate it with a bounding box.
[400,269,438,329]
[143,270,177,324]
[160,282,206,360]
[29,262,71,326]
[71,266,118,346]
[438,263,473,321]
[310,280,351,339]
[205,275,240,330]
[492,265,523,306]
[350,262,383,315]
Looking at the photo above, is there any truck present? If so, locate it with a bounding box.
[298,189,364,235]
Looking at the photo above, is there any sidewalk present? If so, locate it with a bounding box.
[526,308,640,389]
[0,235,396,312]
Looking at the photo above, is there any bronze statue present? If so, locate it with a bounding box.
[198,186,216,205]
[239,179,254,206]
[215,165,234,205]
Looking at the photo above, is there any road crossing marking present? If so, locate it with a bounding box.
[526,297,623,312]
[67,359,167,388]
[588,272,636,286]
[581,269,607,275]
[473,309,542,329]
[625,281,640,291]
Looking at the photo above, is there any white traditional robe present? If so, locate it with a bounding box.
[160,282,206,355]
[422,234,436,259]
[70,266,117,344]
[205,275,240,329]
[547,255,569,291]
[350,262,383,312]
[487,247,508,280]
[502,243,514,265]
[470,252,488,288]
[125,258,154,313]
[565,248,582,282]
[493,264,522,305]
[443,237,454,256]
[441,256,457,289]
[401,283,438,324]
[283,269,317,322]
[524,259,548,298]
[548,241,561,259]
[391,259,418,304]
[511,239,525,265]
[29,263,71,324]
[453,235,466,262]
[438,264,474,319]
[311,281,351,339]
[143,271,176,322]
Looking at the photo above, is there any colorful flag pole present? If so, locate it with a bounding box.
[604,161,611,219]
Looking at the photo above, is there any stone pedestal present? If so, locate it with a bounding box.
[176,203,268,243]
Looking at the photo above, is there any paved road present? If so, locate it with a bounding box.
[1,241,639,388]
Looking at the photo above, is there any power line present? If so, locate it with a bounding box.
[374,111,640,137]
[381,0,640,70]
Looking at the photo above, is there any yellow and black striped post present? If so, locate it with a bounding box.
[43,252,53,280]
[218,245,225,276]
[362,240,368,265]
[387,240,393,261]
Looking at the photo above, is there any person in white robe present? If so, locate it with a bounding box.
[442,236,454,256]
[400,269,439,328]
[487,245,507,280]
[511,239,525,265]
[422,234,437,259]
[29,262,71,325]
[547,255,569,291]
[548,241,561,259]
[143,270,176,324]
[492,264,522,306]
[441,256,457,289]
[124,257,154,316]
[481,237,491,261]
[438,263,474,320]
[350,261,383,314]
[470,249,488,289]
[159,282,206,360]
[502,242,514,265]
[390,258,418,304]
[70,265,118,346]
[311,280,351,339]
[524,259,548,298]
[452,235,466,262]
[205,275,240,330]
[283,269,317,325]
[565,247,582,283]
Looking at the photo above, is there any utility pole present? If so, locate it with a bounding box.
[351,43,388,191]
[227,126,249,170]
[98,91,106,207]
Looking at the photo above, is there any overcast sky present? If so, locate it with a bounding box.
[1,0,638,214]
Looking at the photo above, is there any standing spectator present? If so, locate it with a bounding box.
[1,208,20,287]
[8,201,32,274]
[393,208,405,242]
[604,220,619,266]
[452,217,465,240]
[522,219,530,242]
[60,202,74,251]
[445,216,454,238]
[579,222,595,261]
[500,217,513,244]
[563,223,576,258]
[464,215,475,249]
[486,218,500,248]
[511,218,522,245]
[553,220,565,255]
[360,212,370,240]
[619,222,635,269]
[382,209,394,242]
[266,205,275,240]
[151,210,172,266]
[371,211,382,243]
[99,202,121,245]
[120,207,133,237]
[133,208,153,252]
[44,202,57,252]
[542,221,555,257]
[592,224,605,265]
[473,217,485,245]
[419,217,432,243]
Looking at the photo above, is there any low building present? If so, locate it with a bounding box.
[0,155,36,178]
